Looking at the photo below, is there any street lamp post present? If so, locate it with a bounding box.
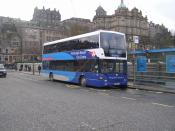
[32,62,35,75]
[18,35,23,63]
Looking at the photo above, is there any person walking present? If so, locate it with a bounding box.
[38,65,41,75]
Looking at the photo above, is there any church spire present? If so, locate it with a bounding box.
[118,0,126,8]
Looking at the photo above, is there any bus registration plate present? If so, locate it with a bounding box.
[114,83,120,85]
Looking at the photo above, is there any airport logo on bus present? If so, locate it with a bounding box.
[70,50,96,59]
[42,57,53,61]
[71,51,87,59]
[90,51,96,57]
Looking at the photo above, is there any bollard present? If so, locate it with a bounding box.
[32,63,35,75]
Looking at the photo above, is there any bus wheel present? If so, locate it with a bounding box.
[49,73,54,81]
[80,77,86,87]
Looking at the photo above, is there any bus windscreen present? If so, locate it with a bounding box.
[100,32,126,58]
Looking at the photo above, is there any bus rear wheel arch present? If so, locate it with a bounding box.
[79,76,87,87]
[49,73,54,81]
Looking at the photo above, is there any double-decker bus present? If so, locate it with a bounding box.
[42,30,127,88]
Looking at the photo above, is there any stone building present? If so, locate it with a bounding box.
[62,17,94,36]
[0,13,65,64]
[92,0,171,50]
[13,19,66,63]
[93,0,149,49]
[0,17,21,64]
[32,7,61,27]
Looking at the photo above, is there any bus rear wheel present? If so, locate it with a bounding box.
[80,77,86,87]
[49,73,54,81]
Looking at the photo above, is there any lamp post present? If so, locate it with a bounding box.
[32,62,35,75]
[17,34,23,63]
[128,36,135,87]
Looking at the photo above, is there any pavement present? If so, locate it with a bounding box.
[128,82,175,94]
[7,69,40,76]
[8,70,175,94]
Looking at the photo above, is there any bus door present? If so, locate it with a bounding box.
[83,59,101,86]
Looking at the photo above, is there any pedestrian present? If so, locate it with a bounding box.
[38,65,41,75]
[28,66,31,72]
[19,64,23,71]
[25,65,28,71]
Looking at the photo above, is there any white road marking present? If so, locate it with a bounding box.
[88,88,98,91]
[155,92,163,94]
[98,92,109,96]
[122,97,136,101]
[79,122,96,130]
[100,90,107,92]
[152,103,174,108]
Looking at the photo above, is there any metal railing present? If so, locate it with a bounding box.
[128,57,175,87]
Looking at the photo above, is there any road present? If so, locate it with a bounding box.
[0,71,175,131]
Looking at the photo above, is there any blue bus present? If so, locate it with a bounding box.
[42,30,127,88]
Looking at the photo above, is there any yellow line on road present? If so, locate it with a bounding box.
[65,84,80,89]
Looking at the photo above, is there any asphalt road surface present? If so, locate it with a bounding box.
[0,71,175,131]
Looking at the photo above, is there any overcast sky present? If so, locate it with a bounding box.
[0,0,174,31]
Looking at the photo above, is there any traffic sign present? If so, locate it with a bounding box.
[133,36,139,44]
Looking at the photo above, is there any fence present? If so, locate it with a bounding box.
[128,48,175,88]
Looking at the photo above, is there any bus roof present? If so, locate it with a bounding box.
[43,30,125,46]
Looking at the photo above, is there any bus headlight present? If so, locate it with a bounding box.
[99,76,104,80]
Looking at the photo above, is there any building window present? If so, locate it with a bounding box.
[6,49,8,54]
[5,57,8,61]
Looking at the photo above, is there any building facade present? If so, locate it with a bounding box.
[32,7,61,26]
[0,17,21,64]
[0,14,66,64]
[93,2,149,49]
[93,0,170,50]
[62,17,94,36]
[14,19,66,63]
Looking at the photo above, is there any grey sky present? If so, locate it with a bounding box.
[0,0,174,31]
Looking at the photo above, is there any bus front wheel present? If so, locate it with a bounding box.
[80,77,86,87]
[49,73,54,81]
